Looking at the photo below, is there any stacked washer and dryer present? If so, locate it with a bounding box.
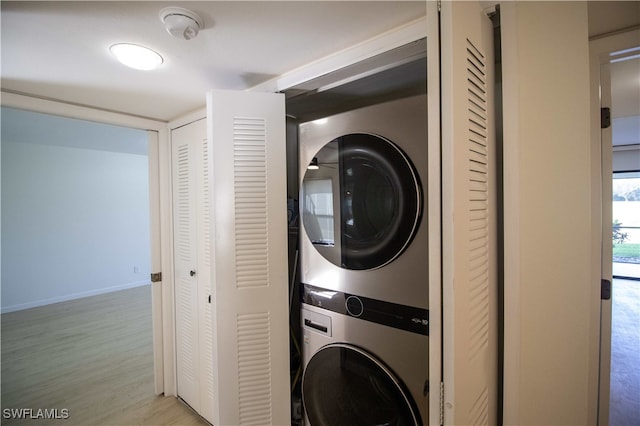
[298,94,429,425]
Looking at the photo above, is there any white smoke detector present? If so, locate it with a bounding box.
[160,7,204,40]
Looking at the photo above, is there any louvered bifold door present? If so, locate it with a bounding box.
[194,119,216,424]
[206,90,289,426]
[171,122,201,413]
[172,118,215,423]
[440,2,497,425]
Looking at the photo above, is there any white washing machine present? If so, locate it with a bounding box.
[298,94,429,424]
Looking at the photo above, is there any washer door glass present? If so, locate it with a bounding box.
[302,344,420,426]
[301,133,422,270]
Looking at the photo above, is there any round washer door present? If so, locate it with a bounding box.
[302,343,420,426]
[301,133,422,270]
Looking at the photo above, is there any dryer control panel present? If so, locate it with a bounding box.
[302,283,429,336]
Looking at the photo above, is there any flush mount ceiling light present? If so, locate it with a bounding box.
[160,7,204,40]
[110,43,163,70]
[308,157,320,170]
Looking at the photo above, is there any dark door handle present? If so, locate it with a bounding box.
[190,270,196,277]
[601,279,611,300]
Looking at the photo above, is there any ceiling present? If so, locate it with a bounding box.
[611,57,640,118]
[587,1,639,146]
[1,1,638,132]
[611,57,640,146]
[0,1,427,122]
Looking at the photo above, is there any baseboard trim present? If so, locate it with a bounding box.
[1,281,151,314]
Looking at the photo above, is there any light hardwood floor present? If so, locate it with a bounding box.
[1,286,208,425]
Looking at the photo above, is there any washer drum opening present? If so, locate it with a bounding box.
[302,343,421,426]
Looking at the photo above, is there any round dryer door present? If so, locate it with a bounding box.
[302,344,420,426]
[301,133,422,270]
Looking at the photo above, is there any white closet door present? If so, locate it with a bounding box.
[196,122,216,423]
[172,121,201,411]
[172,118,215,423]
[440,2,498,425]
[206,90,290,426]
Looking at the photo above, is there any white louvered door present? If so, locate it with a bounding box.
[172,118,215,423]
[206,90,290,426]
[440,2,498,425]
[195,118,215,423]
[172,122,199,411]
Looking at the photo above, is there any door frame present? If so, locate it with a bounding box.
[249,16,427,93]
[589,28,640,425]
[0,91,173,397]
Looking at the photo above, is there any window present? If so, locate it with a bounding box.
[613,171,640,277]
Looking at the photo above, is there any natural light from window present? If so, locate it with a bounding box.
[302,179,335,246]
[613,171,640,278]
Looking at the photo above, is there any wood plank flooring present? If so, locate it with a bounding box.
[1,286,208,425]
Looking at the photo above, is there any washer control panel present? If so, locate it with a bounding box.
[301,283,429,336]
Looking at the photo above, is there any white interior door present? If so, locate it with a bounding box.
[195,119,215,423]
[440,2,498,424]
[206,90,290,426]
[171,118,215,422]
[172,120,200,411]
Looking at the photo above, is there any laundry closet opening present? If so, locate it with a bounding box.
[283,37,429,425]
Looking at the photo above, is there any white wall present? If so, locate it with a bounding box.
[1,114,150,313]
[501,2,593,424]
